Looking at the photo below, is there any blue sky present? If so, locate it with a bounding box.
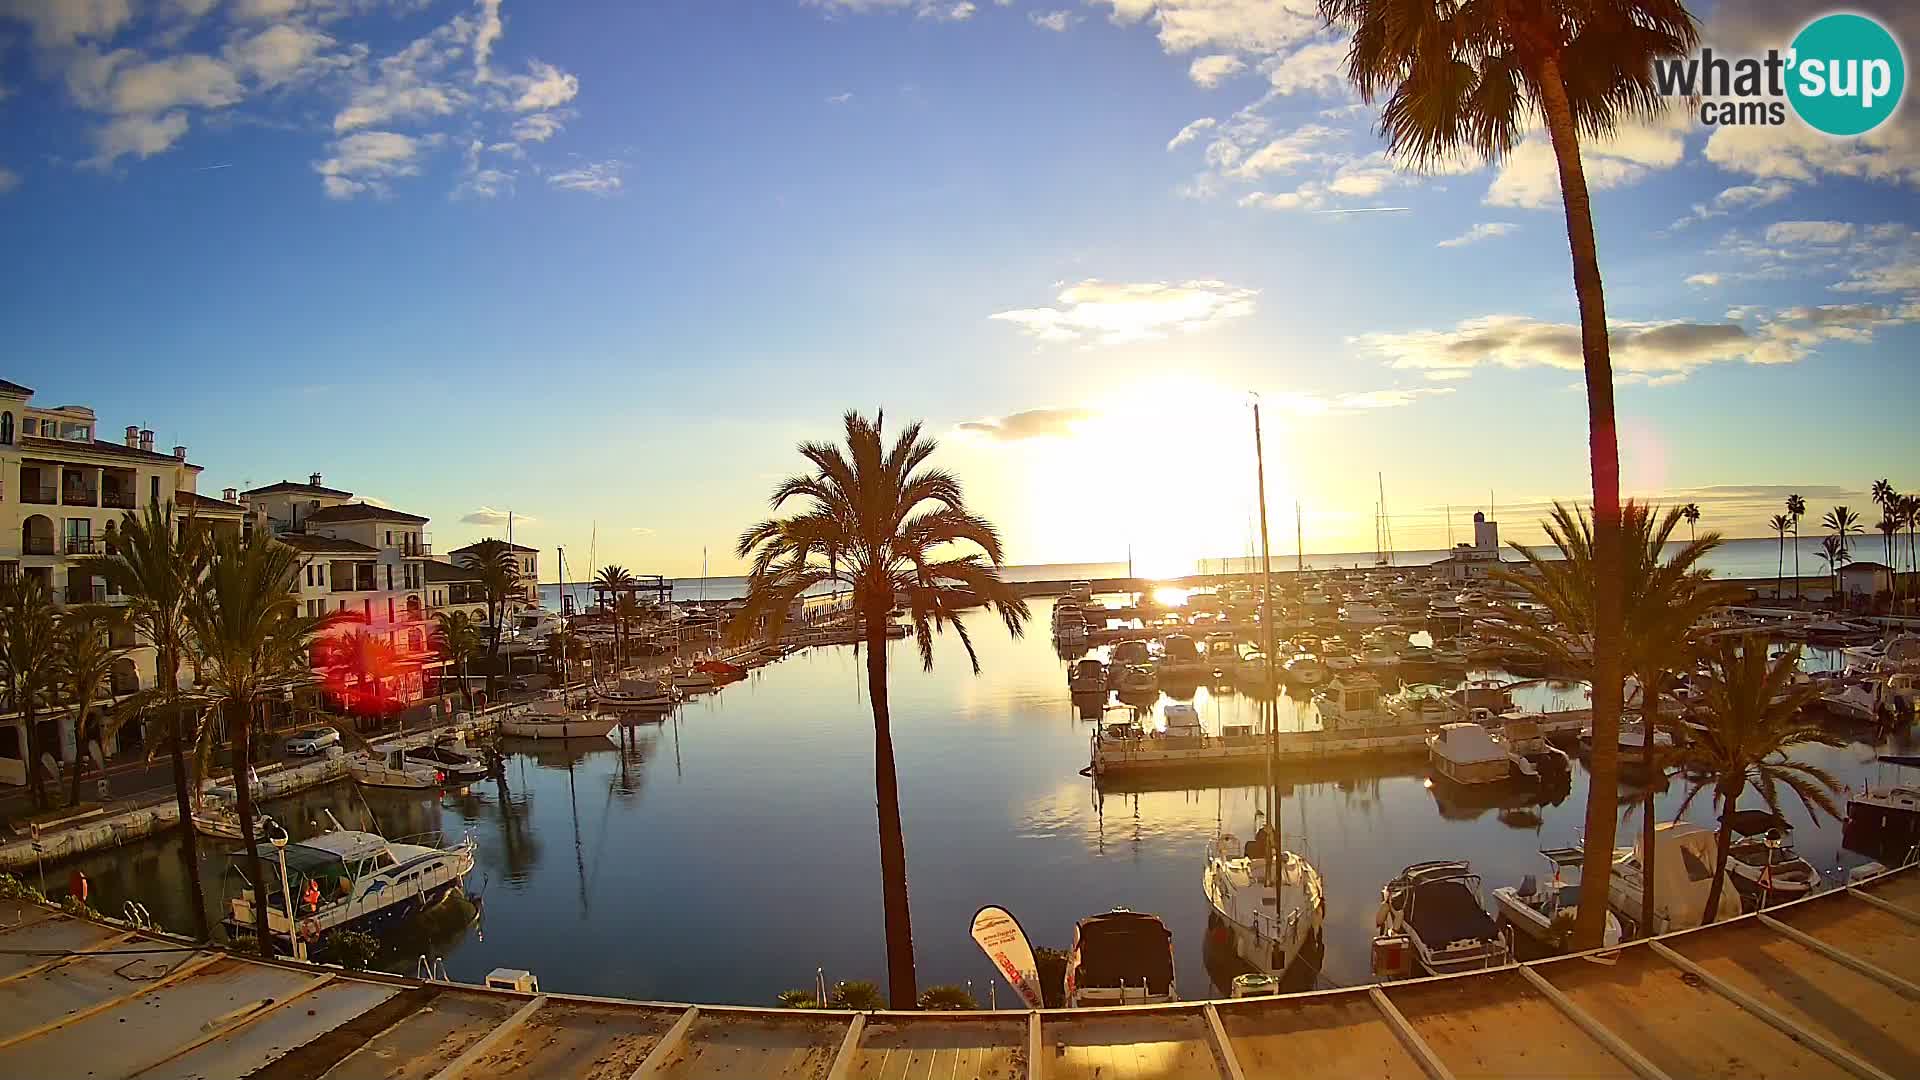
[3,0,1917,576]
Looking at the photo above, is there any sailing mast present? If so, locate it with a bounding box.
[1252,402,1281,888]
[1295,501,1303,577]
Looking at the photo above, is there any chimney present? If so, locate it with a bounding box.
[138,429,154,453]
[310,472,323,487]
[124,425,138,447]
[173,445,186,461]
[223,487,238,503]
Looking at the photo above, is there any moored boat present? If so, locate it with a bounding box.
[1203,823,1325,983]
[1376,861,1508,976]
[1426,722,1512,785]
[1602,820,1742,937]
[1064,909,1179,1007]
[1722,810,1821,905]
[1491,847,1622,952]
[499,698,617,740]
[596,677,679,709]
[349,748,447,790]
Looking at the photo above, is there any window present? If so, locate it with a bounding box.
[386,565,393,590]
[0,413,10,445]
[150,476,159,504]
[362,599,371,618]
[385,531,392,544]
[18,418,32,436]
[387,598,395,623]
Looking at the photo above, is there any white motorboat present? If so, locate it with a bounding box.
[1376,861,1508,976]
[1069,658,1107,695]
[670,666,717,689]
[1162,702,1203,738]
[1107,641,1150,689]
[1117,663,1158,697]
[1722,810,1821,905]
[1491,847,1623,952]
[1822,680,1889,724]
[1282,654,1328,688]
[1427,722,1512,785]
[596,677,679,709]
[1159,634,1206,679]
[1341,601,1395,628]
[1602,820,1742,937]
[1581,719,1674,763]
[225,814,475,954]
[402,739,489,782]
[1064,909,1179,1007]
[349,748,447,790]
[1451,678,1516,712]
[499,698,617,740]
[1204,825,1325,982]
[1203,632,1239,674]
[1315,672,1387,729]
[192,787,273,840]
[1496,714,1572,777]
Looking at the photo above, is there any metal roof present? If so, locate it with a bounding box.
[0,865,1916,1078]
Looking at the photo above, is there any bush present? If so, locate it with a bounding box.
[317,930,380,971]
[776,988,823,1009]
[1034,946,1068,1009]
[828,980,884,1010]
[916,984,977,1011]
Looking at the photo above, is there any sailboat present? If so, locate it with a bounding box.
[1203,400,1326,984]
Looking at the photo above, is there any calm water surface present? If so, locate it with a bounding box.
[71,599,1918,1005]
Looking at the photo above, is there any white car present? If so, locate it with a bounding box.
[285,726,342,757]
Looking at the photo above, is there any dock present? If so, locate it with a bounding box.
[1090,711,1591,777]
[0,863,1915,1078]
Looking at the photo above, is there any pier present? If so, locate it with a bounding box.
[0,863,1915,1078]
[1090,711,1592,776]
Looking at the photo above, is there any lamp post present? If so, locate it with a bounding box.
[269,824,306,962]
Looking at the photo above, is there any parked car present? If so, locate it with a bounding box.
[284,726,342,757]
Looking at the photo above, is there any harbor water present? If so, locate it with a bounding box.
[65,599,1916,1005]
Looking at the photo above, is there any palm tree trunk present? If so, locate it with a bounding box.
[163,658,211,940]
[1793,524,1801,601]
[864,595,917,1009]
[1539,54,1625,952]
[1776,533,1784,601]
[69,711,88,808]
[22,701,45,811]
[229,696,274,957]
[1702,781,1739,924]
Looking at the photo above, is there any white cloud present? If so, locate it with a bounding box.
[1764,220,1856,246]
[0,166,19,194]
[0,0,134,47]
[1664,181,1794,232]
[1271,387,1455,415]
[1188,54,1244,88]
[1832,260,1920,295]
[315,130,426,199]
[87,111,192,168]
[225,23,339,88]
[231,0,302,20]
[1228,122,1335,178]
[548,160,623,195]
[1029,9,1074,32]
[110,54,245,113]
[812,0,976,19]
[1685,273,1721,288]
[461,506,536,527]
[990,278,1257,345]
[1485,107,1688,208]
[1263,38,1348,97]
[827,91,854,105]
[453,166,514,199]
[511,111,565,142]
[473,0,504,81]
[1238,182,1322,211]
[1095,0,1321,55]
[1437,222,1517,248]
[510,59,577,111]
[1167,116,1216,151]
[957,407,1097,440]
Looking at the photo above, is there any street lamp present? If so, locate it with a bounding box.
[268,821,306,962]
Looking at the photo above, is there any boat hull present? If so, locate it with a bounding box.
[500,717,617,740]
[1427,751,1510,785]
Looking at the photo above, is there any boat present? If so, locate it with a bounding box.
[349,747,448,790]
[1495,714,1572,777]
[1721,810,1821,905]
[499,698,617,740]
[224,814,476,954]
[1427,722,1512,785]
[694,658,749,679]
[1581,719,1674,763]
[1341,601,1395,628]
[1064,909,1179,1007]
[1283,654,1328,688]
[1315,672,1387,729]
[1069,658,1107,695]
[1376,861,1508,976]
[1159,634,1206,679]
[1107,641,1150,689]
[192,787,274,840]
[1117,663,1158,697]
[1822,680,1889,724]
[670,665,717,689]
[1202,632,1239,674]
[595,677,679,709]
[1491,847,1623,952]
[1203,823,1325,982]
[1601,820,1743,937]
[1845,783,1920,850]
[402,739,489,782]
[1163,702,1203,737]
[1451,678,1515,712]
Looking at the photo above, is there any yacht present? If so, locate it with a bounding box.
[671,665,717,690]
[1069,658,1108,695]
[225,814,476,954]
[192,786,274,840]
[499,698,617,740]
[595,677,678,709]
[1376,861,1508,976]
[1602,821,1742,937]
[1822,680,1890,724]
[1283,653,1328,689]
[349,747,448,790]
[1491,847,1623,952]
[1427,722,1512,785]
[1451,678,1516,713]
[1162,702,1203,738]
[1492,714,1572,776]
[402,739,489,782]
[1315,672,1391,729]
[1722,811,1821,905]
[1341,601,1395,628]
[1203,823,1325,983]
[1116,663,1158,698]
[1159,633,1206,679]
[1063,909,1179,1007]
[1107,640,1150,689]
[1845,784,1920,850]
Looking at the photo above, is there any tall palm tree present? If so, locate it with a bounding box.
[1678,636,1840,919]
[54,608,130,807]
[1818,536,1852,600]
[433,610,484,712]
[1870,478,1895,517]
[1768,513,1791,601]
[1823,505,1862,556]
[188,531,319,956]
[732,411,1029,1007]
[594,565,636,666]
[1903,493,1920,612]
[1879,514,1902,609]
[78,500,212,937]
[611,592,645,670]
[1786,493,1806,601]
[1318,0,1697,948]
[458,540,520,697]
[1498,502,1740,937]
[1680,502,1701,541]
[0,576,60,809]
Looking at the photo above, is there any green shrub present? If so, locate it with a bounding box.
[916,984,977,1010]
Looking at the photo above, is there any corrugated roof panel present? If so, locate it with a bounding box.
[845,1016,1026,1079]
[1220,993,1425,1080]
[1776,894,1920,984]
[1383,968,1637,1079]
[463,999,681,1080]
[650,1011,845,1079]
[0,916,124,980]
[1042,1009,1224,1080]
[321,991,523,1080]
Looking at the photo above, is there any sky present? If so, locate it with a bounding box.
[3,0,1917,579]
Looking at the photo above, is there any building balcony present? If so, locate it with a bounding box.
[20,485,56,505]
[102,490,135,509]
[401,537,433,557]
[64,584,101,604]
[62,487,99,507]
[64,537,106,556]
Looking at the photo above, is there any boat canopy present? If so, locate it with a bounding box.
[1072,911,1174,994]
[1722,809,1792,837]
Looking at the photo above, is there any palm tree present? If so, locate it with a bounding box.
[433,610,484,712]
[1318,0,1697,948]
[732,411,1029,1007]
[1678,636,1840,919]
[1680,502,1701,540]
[1878,514,1902,610]
[594,565,636,667]
[1870,478,1895,516]
[188,531,320,956]
[1868,481,1901,610]
[458,540,520,697]
[54,608,130,807]
[1823,505,1862,556]
[1818,536,1852,600]
[78,500,212,937]
[611,592,645,670]
[1768,513,1791,601]
[1903,493,1920,612]
[1786,493,1807,601]
[0,576,61,809]
[1498,502,1740,938]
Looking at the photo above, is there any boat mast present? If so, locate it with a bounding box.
[1295,501,1303,577]
[1252,402,1281,888]
[556,545,567,689]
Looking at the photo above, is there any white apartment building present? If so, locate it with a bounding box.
[0,379,242,785]
[445,540,540,608]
